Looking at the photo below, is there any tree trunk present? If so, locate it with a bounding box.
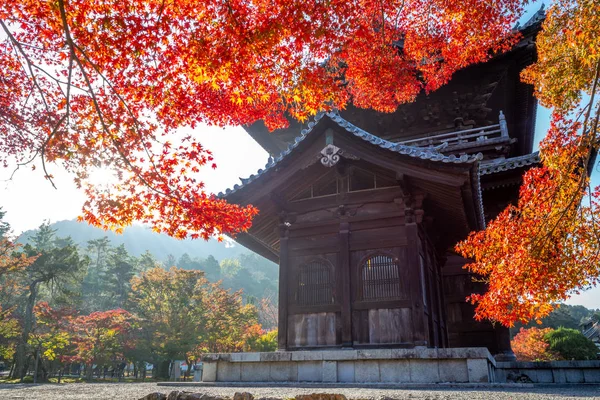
[39,360,48,382]
[139,362,145,381]
[33,347,39,384]
[185,358,192,382]
[12,282,39,381]
[86,363,93,381]
[12,342,26,381]
[156,360,170,380]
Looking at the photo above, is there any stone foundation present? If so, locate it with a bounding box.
[495,360,600,383]
[199,348,496,384]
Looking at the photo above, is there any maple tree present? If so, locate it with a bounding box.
[0,209,33,367]
[0,0,528,239]
[0,306,21,365]
[195,281,259,354]
[129,266,260,379]
[71,308,134,380]
[511,327,558,362]
[11,223,88,380]
[0,208,34,279]
[257,292,278,330]
[457,0,600,326]
[128,267,207,379]
[244,328,278,352]
[28,302,77,382]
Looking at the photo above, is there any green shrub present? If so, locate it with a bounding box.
[544,328,599,360]
[247,329,278,352]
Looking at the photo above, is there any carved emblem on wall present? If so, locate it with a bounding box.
[320,144,341,167]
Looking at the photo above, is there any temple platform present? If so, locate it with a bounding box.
[198,348,496,384]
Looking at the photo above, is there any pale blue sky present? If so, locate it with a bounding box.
[1,2,598,309]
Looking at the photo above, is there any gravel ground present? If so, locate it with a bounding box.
[0,383,599,400]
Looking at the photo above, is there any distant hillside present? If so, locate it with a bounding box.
[510,303,600,338]
[19,219,251,262]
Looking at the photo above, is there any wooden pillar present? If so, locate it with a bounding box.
[277,225,289,351]
[436,265,449,348]
[339,221,352,347]
[494,325,517,361]
[407,220,428,347]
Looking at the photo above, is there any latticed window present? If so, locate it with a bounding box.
[297,259,334,306]
[361,253,402,300]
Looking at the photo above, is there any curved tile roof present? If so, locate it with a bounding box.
[479,152,540,175]
[220,112,483,197]
[516,4,545,31]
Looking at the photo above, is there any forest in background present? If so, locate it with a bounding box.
[0,213,278,382]
[511,304,599,338]
[19,219,252,263]
[18,219,279,310]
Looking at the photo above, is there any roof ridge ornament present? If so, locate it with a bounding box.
[499,111,509,138]
[320,144,341,167]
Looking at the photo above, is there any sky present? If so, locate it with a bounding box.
[1,2,598,310]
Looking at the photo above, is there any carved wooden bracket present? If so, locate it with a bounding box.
[394,193,425,224]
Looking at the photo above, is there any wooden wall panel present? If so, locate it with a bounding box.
[287,312,338,347]
[349,227,408,250]
[351,308,412,345]
[289,234,339,252]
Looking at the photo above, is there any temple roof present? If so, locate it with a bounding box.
[220,112,483,198]
[479,152,540,175]
[515,4,546,32]
[243,10,543,159]
[224,113,492,261]
[223,112,542,262]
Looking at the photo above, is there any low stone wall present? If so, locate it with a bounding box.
[199,348,496,384]
[495,360,600,383]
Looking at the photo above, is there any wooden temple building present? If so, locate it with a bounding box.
[221,11,544,362]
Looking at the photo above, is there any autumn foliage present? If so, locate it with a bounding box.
[0,0,528,239]
[457,0,600,326]
[511,326,598,361]
[2,0,600,328]
[456,115,600,325]
[0,208,35,278]
[71,309,134,370]
[511,327,559,362]
[6,267,271,381]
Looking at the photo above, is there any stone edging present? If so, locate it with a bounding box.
[497,360,600,369]
[199,348,496,367]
